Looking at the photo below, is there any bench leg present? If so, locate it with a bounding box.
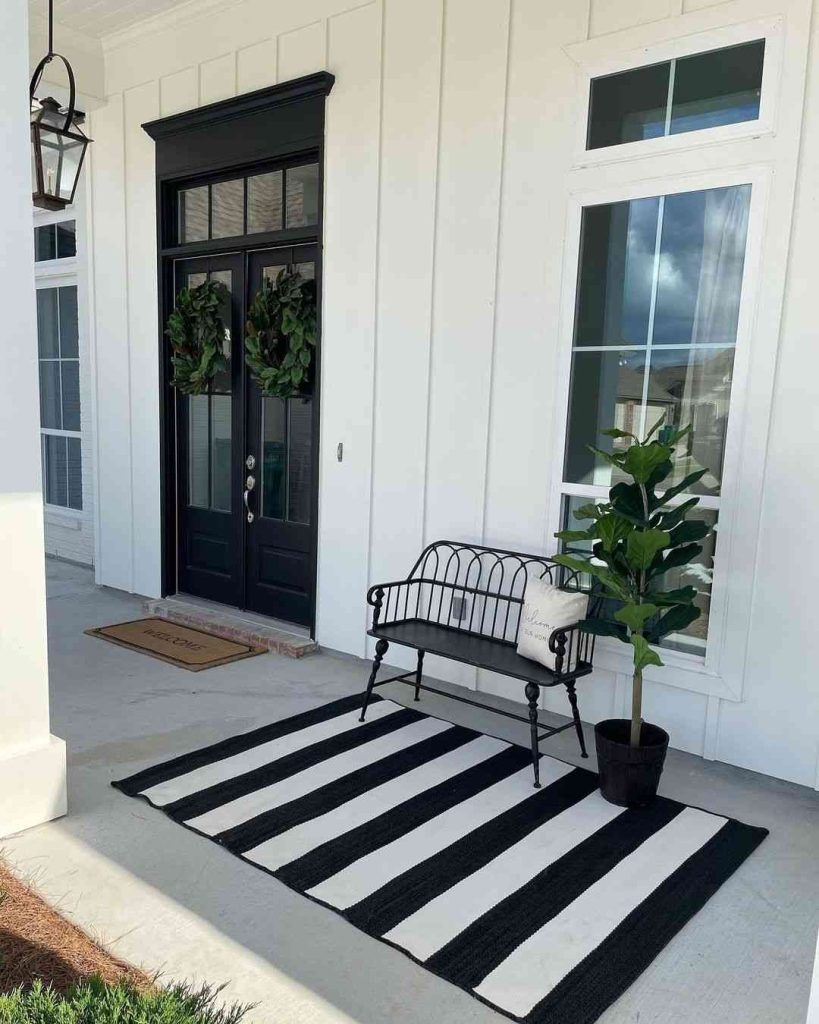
[414,650,425,701]
[524,681,541,789]
[565,680,588,758]
[360,639,389,722]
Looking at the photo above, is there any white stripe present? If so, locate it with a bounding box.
[246,734,509,871]
[384,790,623,960]
[185,716,454,835]
[475,807,726,1016]
[309,758,575,910]
[142,701,399,806]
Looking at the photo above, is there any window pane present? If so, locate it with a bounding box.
[575,197,659,346]
[61,361,81,431]
[39,361,61,429]
[67,436,83,510]
[188,395,210,508]
[285,164,319,228]
[34,225,56,261]
[564,350,644,486]
[588,62,670,149]
[43,434,67,507]
[262,397,286,520]
[653,186,751,345]
[210,395,232,512]
[247,171,283,234]
[671,40,764,135]
[56,220,77,258]
[211,178,244,239]
[288,398,312,524]
[36,289,59,357]
[59,286,79,357]
[179,186,209,243]
[646,347,734,495]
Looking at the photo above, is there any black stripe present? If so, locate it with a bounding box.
[276,745,532,891]
[218,725,480,853]
[427,797,683,988]
[528,818,768,1024]
[165,707,423,822]
[112,692,379,796]
[345,767,598,935]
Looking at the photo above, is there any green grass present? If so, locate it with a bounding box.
[0,979,252,1024]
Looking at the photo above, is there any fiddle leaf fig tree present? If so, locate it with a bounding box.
[552,419,712,748]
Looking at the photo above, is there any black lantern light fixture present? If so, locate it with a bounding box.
[30,0,92,210]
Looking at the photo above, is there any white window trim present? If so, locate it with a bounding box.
[565,14,784,170]
[547,160,771,704]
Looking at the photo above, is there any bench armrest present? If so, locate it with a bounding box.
[549,621,596,677]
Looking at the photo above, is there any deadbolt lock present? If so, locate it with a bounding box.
[245,454,256,470]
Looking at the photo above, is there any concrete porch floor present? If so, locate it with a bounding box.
[3,558,818,1024]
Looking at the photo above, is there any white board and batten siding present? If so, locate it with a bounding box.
[88,0,819,788]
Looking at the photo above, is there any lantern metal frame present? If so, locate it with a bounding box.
[30,0,92,211]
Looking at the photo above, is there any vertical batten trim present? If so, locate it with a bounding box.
[365,0,388,644]
[120,93,136,593]
[703,695,721,761]
[421,0,448,551]
[85,119,103,580]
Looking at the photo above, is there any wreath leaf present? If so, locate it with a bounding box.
[245,266,317,399]
[166,280,230,395]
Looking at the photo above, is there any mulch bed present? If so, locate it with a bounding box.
[0,860,148,994]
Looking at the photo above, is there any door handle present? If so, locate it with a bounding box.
[243,487,255,524]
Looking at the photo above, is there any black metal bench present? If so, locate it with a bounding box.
[359,540,598,788]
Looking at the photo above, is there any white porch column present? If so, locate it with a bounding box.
[0,0,67,835]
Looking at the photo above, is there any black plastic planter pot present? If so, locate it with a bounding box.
[594,719,669,807]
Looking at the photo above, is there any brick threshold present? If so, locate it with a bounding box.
[144,598,317,659]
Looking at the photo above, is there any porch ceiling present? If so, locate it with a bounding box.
[28,0,198,39]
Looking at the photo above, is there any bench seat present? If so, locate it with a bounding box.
[369,620,586,688]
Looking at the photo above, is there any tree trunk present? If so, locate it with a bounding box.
[630,668,643,747]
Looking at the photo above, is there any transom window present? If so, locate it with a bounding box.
[34,220,76,261]
[178,162,319,244]
[560,182,752,655]
[587,39,765,150]
[37,285,82,510]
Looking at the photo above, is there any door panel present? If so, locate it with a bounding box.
[245,246,318,625]
[175,253,244,606]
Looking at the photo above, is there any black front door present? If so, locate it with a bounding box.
[175,252,245,608]
[243,246,318,626]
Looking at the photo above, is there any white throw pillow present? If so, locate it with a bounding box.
[516,577,589,671]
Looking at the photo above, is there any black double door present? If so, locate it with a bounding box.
[174,245,318,627]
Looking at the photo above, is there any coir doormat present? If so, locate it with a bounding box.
[112,693,767,1024]
[86,617,266,671]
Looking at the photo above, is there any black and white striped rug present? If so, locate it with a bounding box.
[113,693,767,1024]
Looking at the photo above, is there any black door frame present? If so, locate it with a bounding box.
[145,72,334,637]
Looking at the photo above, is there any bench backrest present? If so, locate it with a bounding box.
[379,540,590,648]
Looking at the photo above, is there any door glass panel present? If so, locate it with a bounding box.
[261,397,286,520]
[188,395,210,508]
[211,178,244,238]
[247,171,283,234]
[285,164,319,228]
[179,186,209,243]
[210,395,232,511]
[288,398,312,524]
[209,269,233,392]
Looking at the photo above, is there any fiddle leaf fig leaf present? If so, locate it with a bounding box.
[578,617,628,642]
[659,469,707,504]
[631,634,664,672]
[596,515,633,552]
[573,502,607,521]
[648,586,698,606]
[555,528,596,543]
[644,603,701,643]
[668,518,710,546]
[622,442,673,483]
[626,529,670,569]
[614,602,659,632]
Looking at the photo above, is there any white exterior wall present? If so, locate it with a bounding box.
[86,0,819,787]
[0,0,66,836]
